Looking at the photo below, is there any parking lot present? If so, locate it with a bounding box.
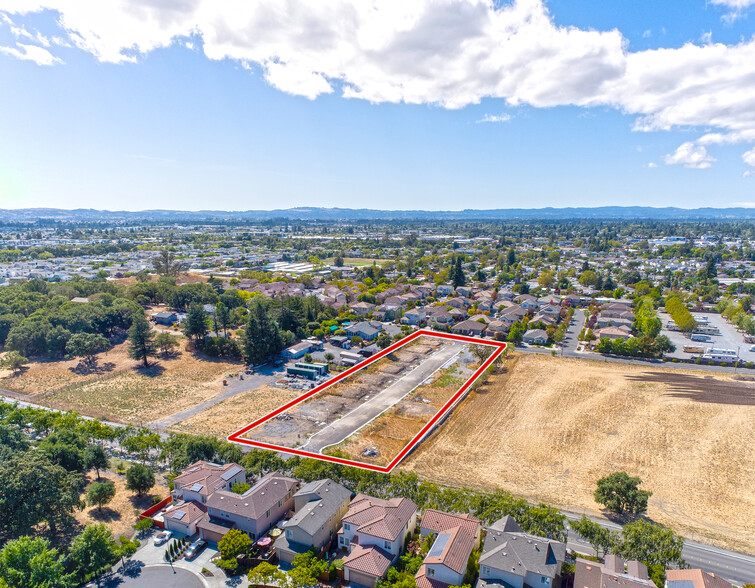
[659,310,755,363]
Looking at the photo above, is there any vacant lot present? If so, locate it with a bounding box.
[403,354,755,554]
[0,339,242,424]
[325,362,474,466]
[172,385,301,438]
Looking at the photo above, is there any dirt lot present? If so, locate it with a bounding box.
[245,336,455,448]
[172,385,301,438]
[0,339,242,424]
[326,362,475,466]
[75,468,169,540]
[403,353,755,554]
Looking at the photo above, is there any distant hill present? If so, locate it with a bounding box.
[2,206,755,222]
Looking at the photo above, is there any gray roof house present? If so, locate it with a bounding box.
[477,515,566,588]
[522,329,548,345]
[275,479,351,563]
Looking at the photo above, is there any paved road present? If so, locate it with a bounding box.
[564,513,755,585]
[302,341,464,453]
[149,365,285,429]
[560,308,586,355]
[92,565,207,588]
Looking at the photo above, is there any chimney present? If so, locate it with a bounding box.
[627,561,648,580]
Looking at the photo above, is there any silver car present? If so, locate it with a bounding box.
[184,539,207,560]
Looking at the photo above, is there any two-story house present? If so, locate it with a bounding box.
[415,510,482,588]
[339,494,418,588]
[477,516,566,588]
[197,472,298,543]
[275,479,351,563]
[171,461,246,505]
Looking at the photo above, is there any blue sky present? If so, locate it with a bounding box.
[0,0,754,211]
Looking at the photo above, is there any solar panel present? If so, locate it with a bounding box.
[427,533,451,558]
[221,466,243,481]
[190,483,204,492]
[173,510,186,520]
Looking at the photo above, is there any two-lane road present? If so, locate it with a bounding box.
[564,513,755,585]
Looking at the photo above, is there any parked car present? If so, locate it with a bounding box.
[153,531,172,546]
[184,539,207,560]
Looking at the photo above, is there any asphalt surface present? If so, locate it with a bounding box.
[564,513,755,585]
[92,565,207,588]
[302,341,464,453]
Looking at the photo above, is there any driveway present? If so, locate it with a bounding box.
[302,341,464,453]
[93,565,207,588]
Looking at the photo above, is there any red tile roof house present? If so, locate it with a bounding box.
[338,494,418,588]
[163,499,208,537]
[415,510,482,588]
[197,472,298,544]
[171,461,246,505]
[575,555,656,588]
[665,569,733,588]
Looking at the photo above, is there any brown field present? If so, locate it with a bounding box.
[172,385,301,438]
[325,365,472,465]
[0,339,242,424]
[75,468,169,540]
[402,353,755,554]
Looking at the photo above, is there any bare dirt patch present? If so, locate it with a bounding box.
[403,354,755,554]
[0,340,242,424]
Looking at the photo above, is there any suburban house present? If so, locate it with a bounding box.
[275,479,351,564]
[451,319,487,337]
[477,515,566,588]
[522,329,548,345]
[339,494,419,587]
[436,284,454,297]
[665,570,733,588]
[198,472,298,543]
[351,301,376,317]
[346,321,380,341]
[575,556,656,588]
[427,308,454,325]
[163,500,208,537]
[153,311,178,325]
[401,308,428,326]
[283,341,316,360]
[172,461,246,505]
[593,325,633,341]
[415,510,482,588]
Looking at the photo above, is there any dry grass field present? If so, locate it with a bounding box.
[0,339,242,424]
[74,469,169,540]
[403,353,755,554]
[172,385,301,438]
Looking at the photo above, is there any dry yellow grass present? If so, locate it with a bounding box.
[0,340,242,424]
[403,354,755,554]
[173,385,301,439]
[75,470,169,540]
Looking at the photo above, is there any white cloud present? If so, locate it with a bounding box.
[0,42,62,65]
[664,142,716,169]
[476,113,511,123]
[0,0,754,165]
[743,147,755,167]
[647,162,658,168]
[710,0,755,22]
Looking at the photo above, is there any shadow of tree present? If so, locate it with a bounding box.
[69,361,116,375]
[89,506,122,523]
[133,363,166,378]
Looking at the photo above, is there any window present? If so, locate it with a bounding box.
[384,541,391,549]
[266,509,271,518]
[482,567,490,577]
[278,500,282,507]
[340,536,347,546]
[429,568,435,577]
[343,523,350,531]
[286,530,292,538]
[541,578,551,585]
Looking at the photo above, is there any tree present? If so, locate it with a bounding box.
[65,333,111,367]
[376,332,392,349]
[154,332,179,356]
[83,444,109,479]
[615,520,685,568]
[538,270,556,289]
[87,480,116,512]
[507,322,525,344]
[183,303,209,346]
[324,352,335,364]
[68,524,118,584]
[290,549,328,587]
[152,249,187,277]
[570,515,613,558]
[231,481,251,494]
[243,302,283,365]
[579,270,599,287]
[595,472,652,515]
[0,536,68,588]
[451,257,466,288]
[216,302,231,336]
[125,463,155,496]
[248,562,286,588]
[217,529,252,570]
[127,312,155,368]
[0,351,28,374]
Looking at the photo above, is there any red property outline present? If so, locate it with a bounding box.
[228,329,507,473]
